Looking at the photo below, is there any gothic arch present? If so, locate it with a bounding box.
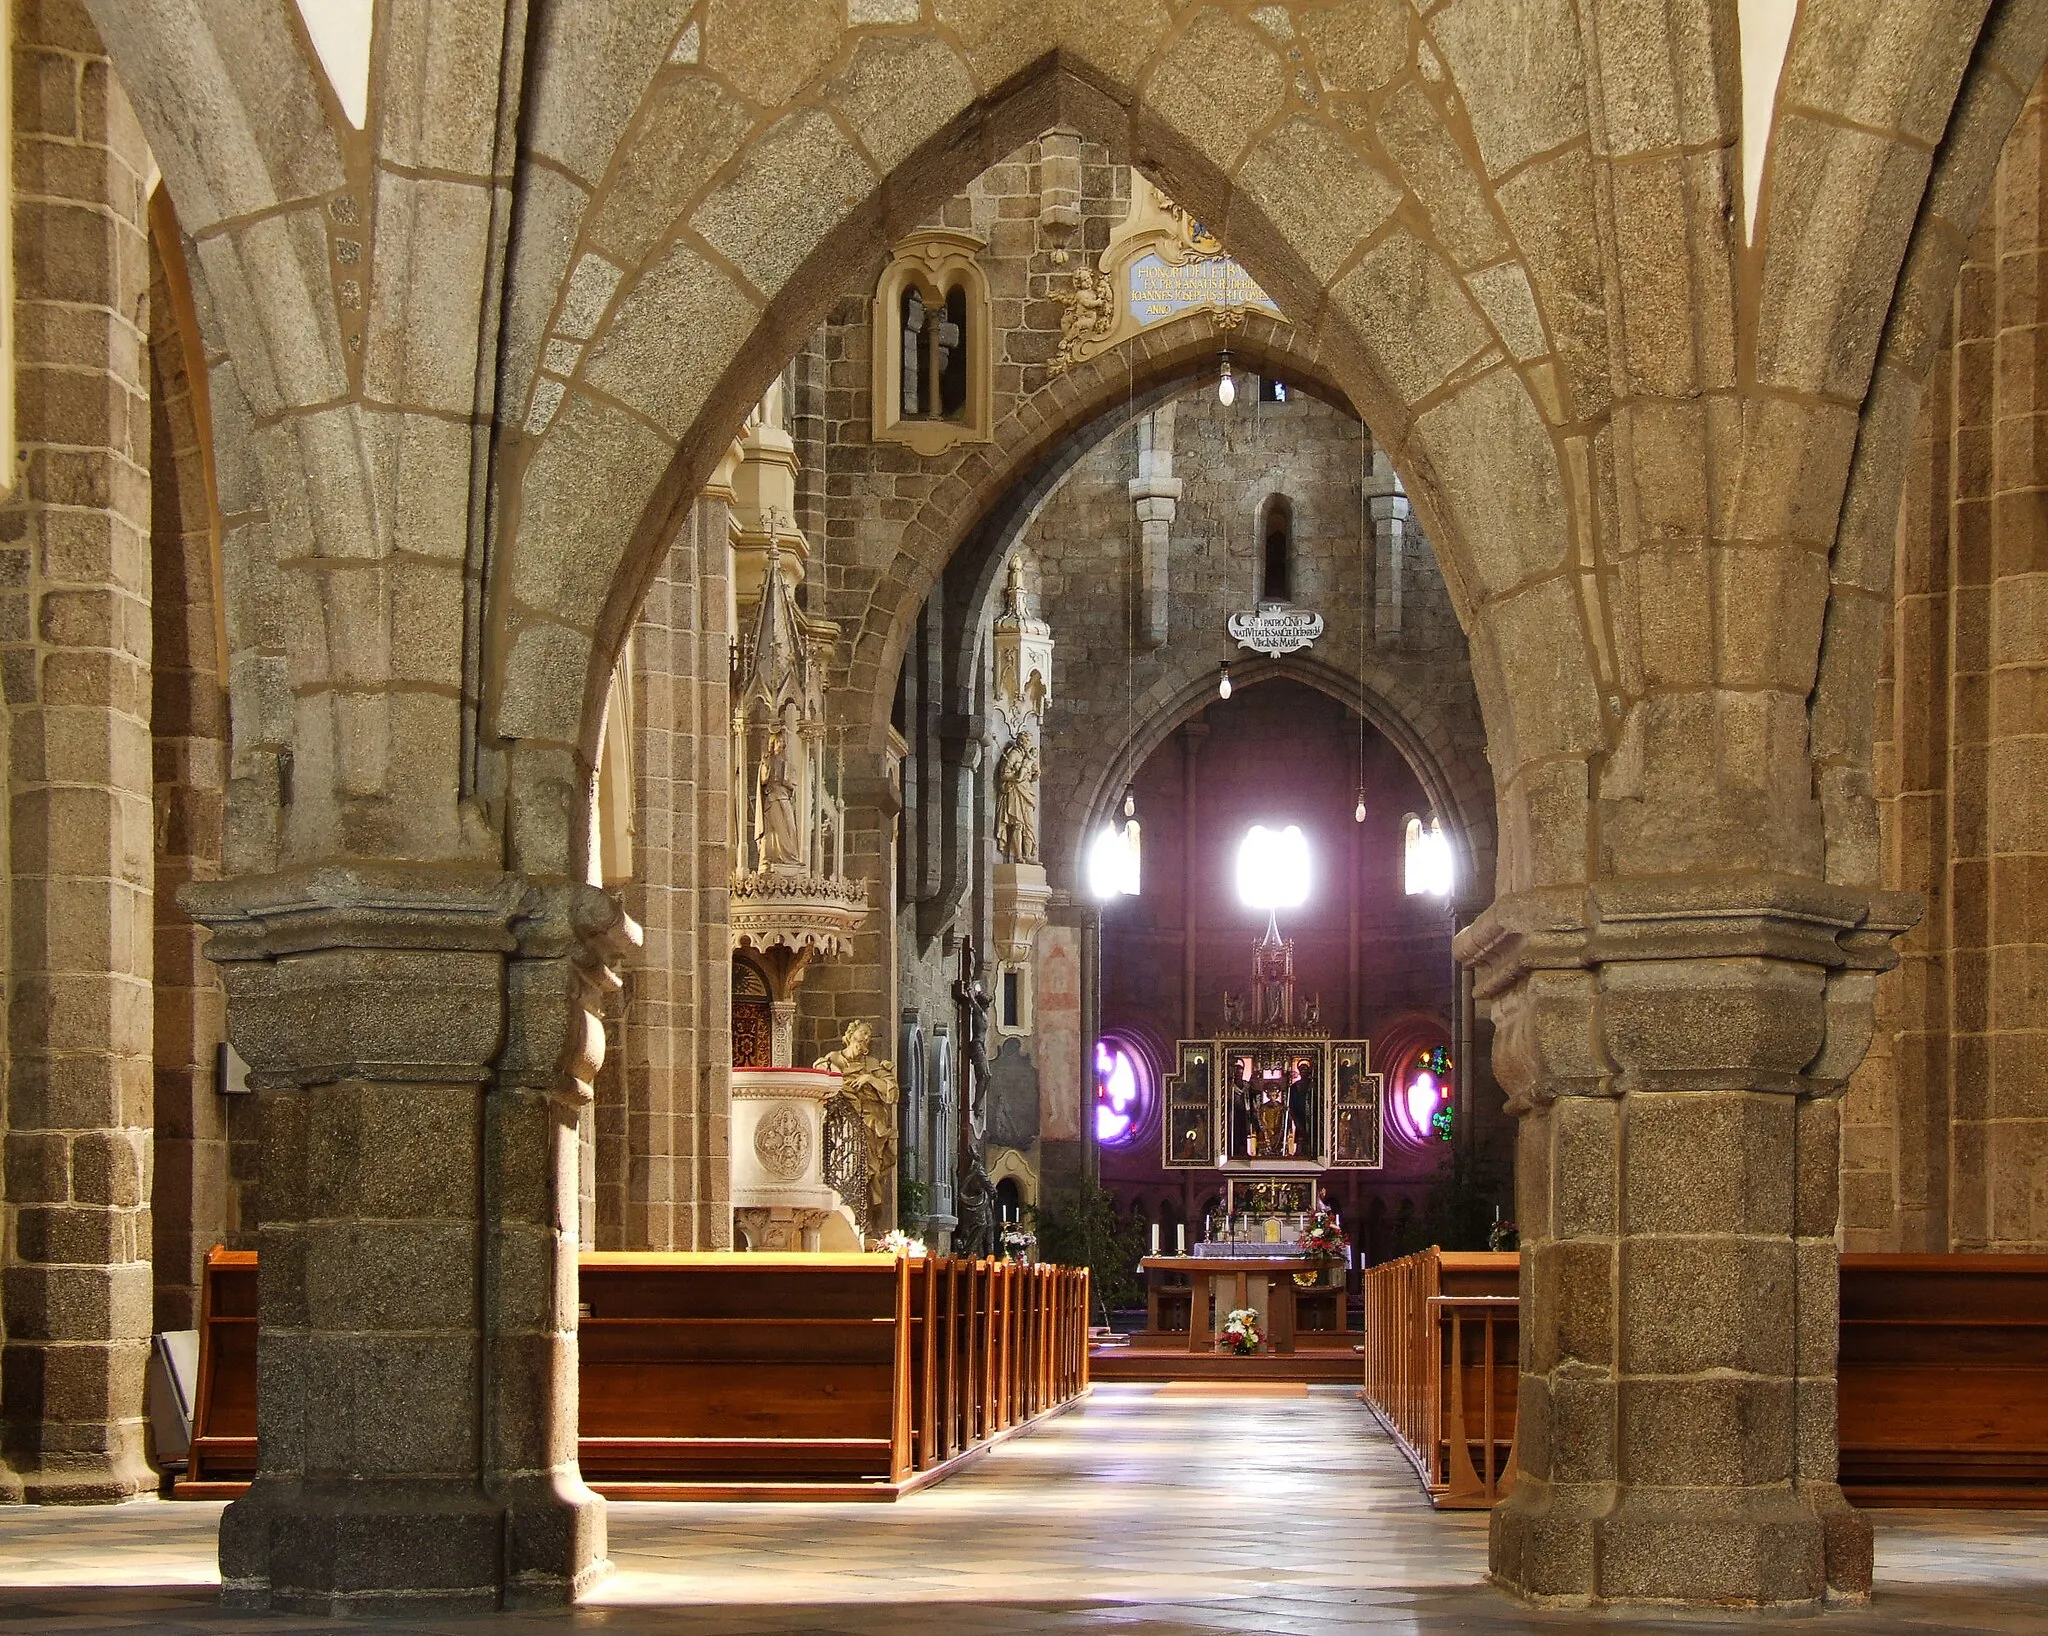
[864,309,1361,741]
[482,49,1599,894]
[1060,652,1496,903]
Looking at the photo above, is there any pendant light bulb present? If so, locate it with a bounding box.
[1218,662,1232,700]
[1217,351,1236,406]
[1124,787,1136,819]
[1354,791,1368,824]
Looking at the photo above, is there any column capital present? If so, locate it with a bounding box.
[1454,875,1920,1110]
[182,865,640,1094]
[1455,874,1919,991]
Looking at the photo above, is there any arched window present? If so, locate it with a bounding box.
[1404,814,1454,897]
[1391,1042,1455,1147]
[1092,1036,1154,1147]
[1259,495,1293,603]
[872,230,992,454]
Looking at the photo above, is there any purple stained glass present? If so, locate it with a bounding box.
[1094,1040,1142,1145]
[1394,1055,1449,1146]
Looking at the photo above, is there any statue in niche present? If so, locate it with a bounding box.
[813,1019,900,1219]
[901,290,925,416]
[1301,994,1321,1029]
[758,704,803,866]
[994,733,1040,865]
[1221,991,1246,1030]
[953,935,993,1148]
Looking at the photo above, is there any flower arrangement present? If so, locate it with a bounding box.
[876,1229,928,1258]
[1000,1224,1037,1263]
[1298,1211,1347,1263]
[1219,1307,1263,1356]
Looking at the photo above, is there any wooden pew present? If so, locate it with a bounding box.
[1359,1248,1519,1510]
[177,1247,257,1496]
[578,1251,914,1496]
[1838,1253,2048,1507]
[176,1246,1091,1502]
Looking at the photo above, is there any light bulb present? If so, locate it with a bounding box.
[1354,793,1368,823]
[1218,663,1233,700]
[1124,788,1136,819]
[1217,352,1235,406]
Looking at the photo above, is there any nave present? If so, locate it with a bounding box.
[2,1387,2041,1636]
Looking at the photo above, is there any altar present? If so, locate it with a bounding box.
[1139,1254,1349,1354]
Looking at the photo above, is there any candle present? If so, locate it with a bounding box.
[1150,1223,1160,1254]
[1176,1222,1186,1253]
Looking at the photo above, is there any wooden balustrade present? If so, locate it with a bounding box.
[1360,1248,1518,1510]
[177,1247,1089,1502]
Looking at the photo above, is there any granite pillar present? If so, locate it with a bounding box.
[1463,877,1914,1607]
[183,865,636,1614]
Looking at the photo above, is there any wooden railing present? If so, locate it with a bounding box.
[1360,1248,1518,1510]
[178,1247,1089,1501]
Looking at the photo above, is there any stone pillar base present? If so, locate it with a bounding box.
[221,1474,606,1615]
[1490,1481,1871,1607]
[0,1436,154,1506]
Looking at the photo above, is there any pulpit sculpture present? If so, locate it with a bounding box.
[813,1020,900,1231]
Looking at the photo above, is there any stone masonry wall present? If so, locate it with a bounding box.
[1022,384,1485,886]
[1849,65,2048,1253]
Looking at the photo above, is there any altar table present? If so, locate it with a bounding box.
[1139,1255,1332,1354]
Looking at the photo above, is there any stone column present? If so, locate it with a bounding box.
[1463,877,1913,1607]
[606,491,732,1250]
[184,865,636,1614]
[0,1,156,1504]
[1129,405,1181,649]
[1371,490,1412,647]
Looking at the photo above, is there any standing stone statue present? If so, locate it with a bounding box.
[994,733,1040,864]
[757,707,802,866]
[952,935,992,1148]
[813,1019,899,1222]
[954,1149,999,1259]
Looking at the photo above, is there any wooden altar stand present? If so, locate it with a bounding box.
[1091,1254,1359,1382]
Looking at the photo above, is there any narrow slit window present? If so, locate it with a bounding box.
[1261,495,1293,603]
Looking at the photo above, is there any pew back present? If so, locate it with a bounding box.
[177,1246,1091,1501]
[181,1247,257,1495]
[1360,1248,1518,1509]
[1838,1253,2048,1506]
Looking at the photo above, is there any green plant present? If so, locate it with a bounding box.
[897,1175,930,1233]
[1027,1183,1144,1325]
[1420,1139,1512,1252]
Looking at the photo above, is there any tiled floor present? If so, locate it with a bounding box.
[1,1384,2044,1634]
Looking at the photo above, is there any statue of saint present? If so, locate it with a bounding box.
[953,935,992,1148]
[814,1020,900,1219]
[757,707,802,866]
[955,1150,999,1258]
[994,733,1040,864]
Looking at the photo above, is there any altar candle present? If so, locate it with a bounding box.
[1150,1223,1160,1254]
[1176,1222,1186,1253]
